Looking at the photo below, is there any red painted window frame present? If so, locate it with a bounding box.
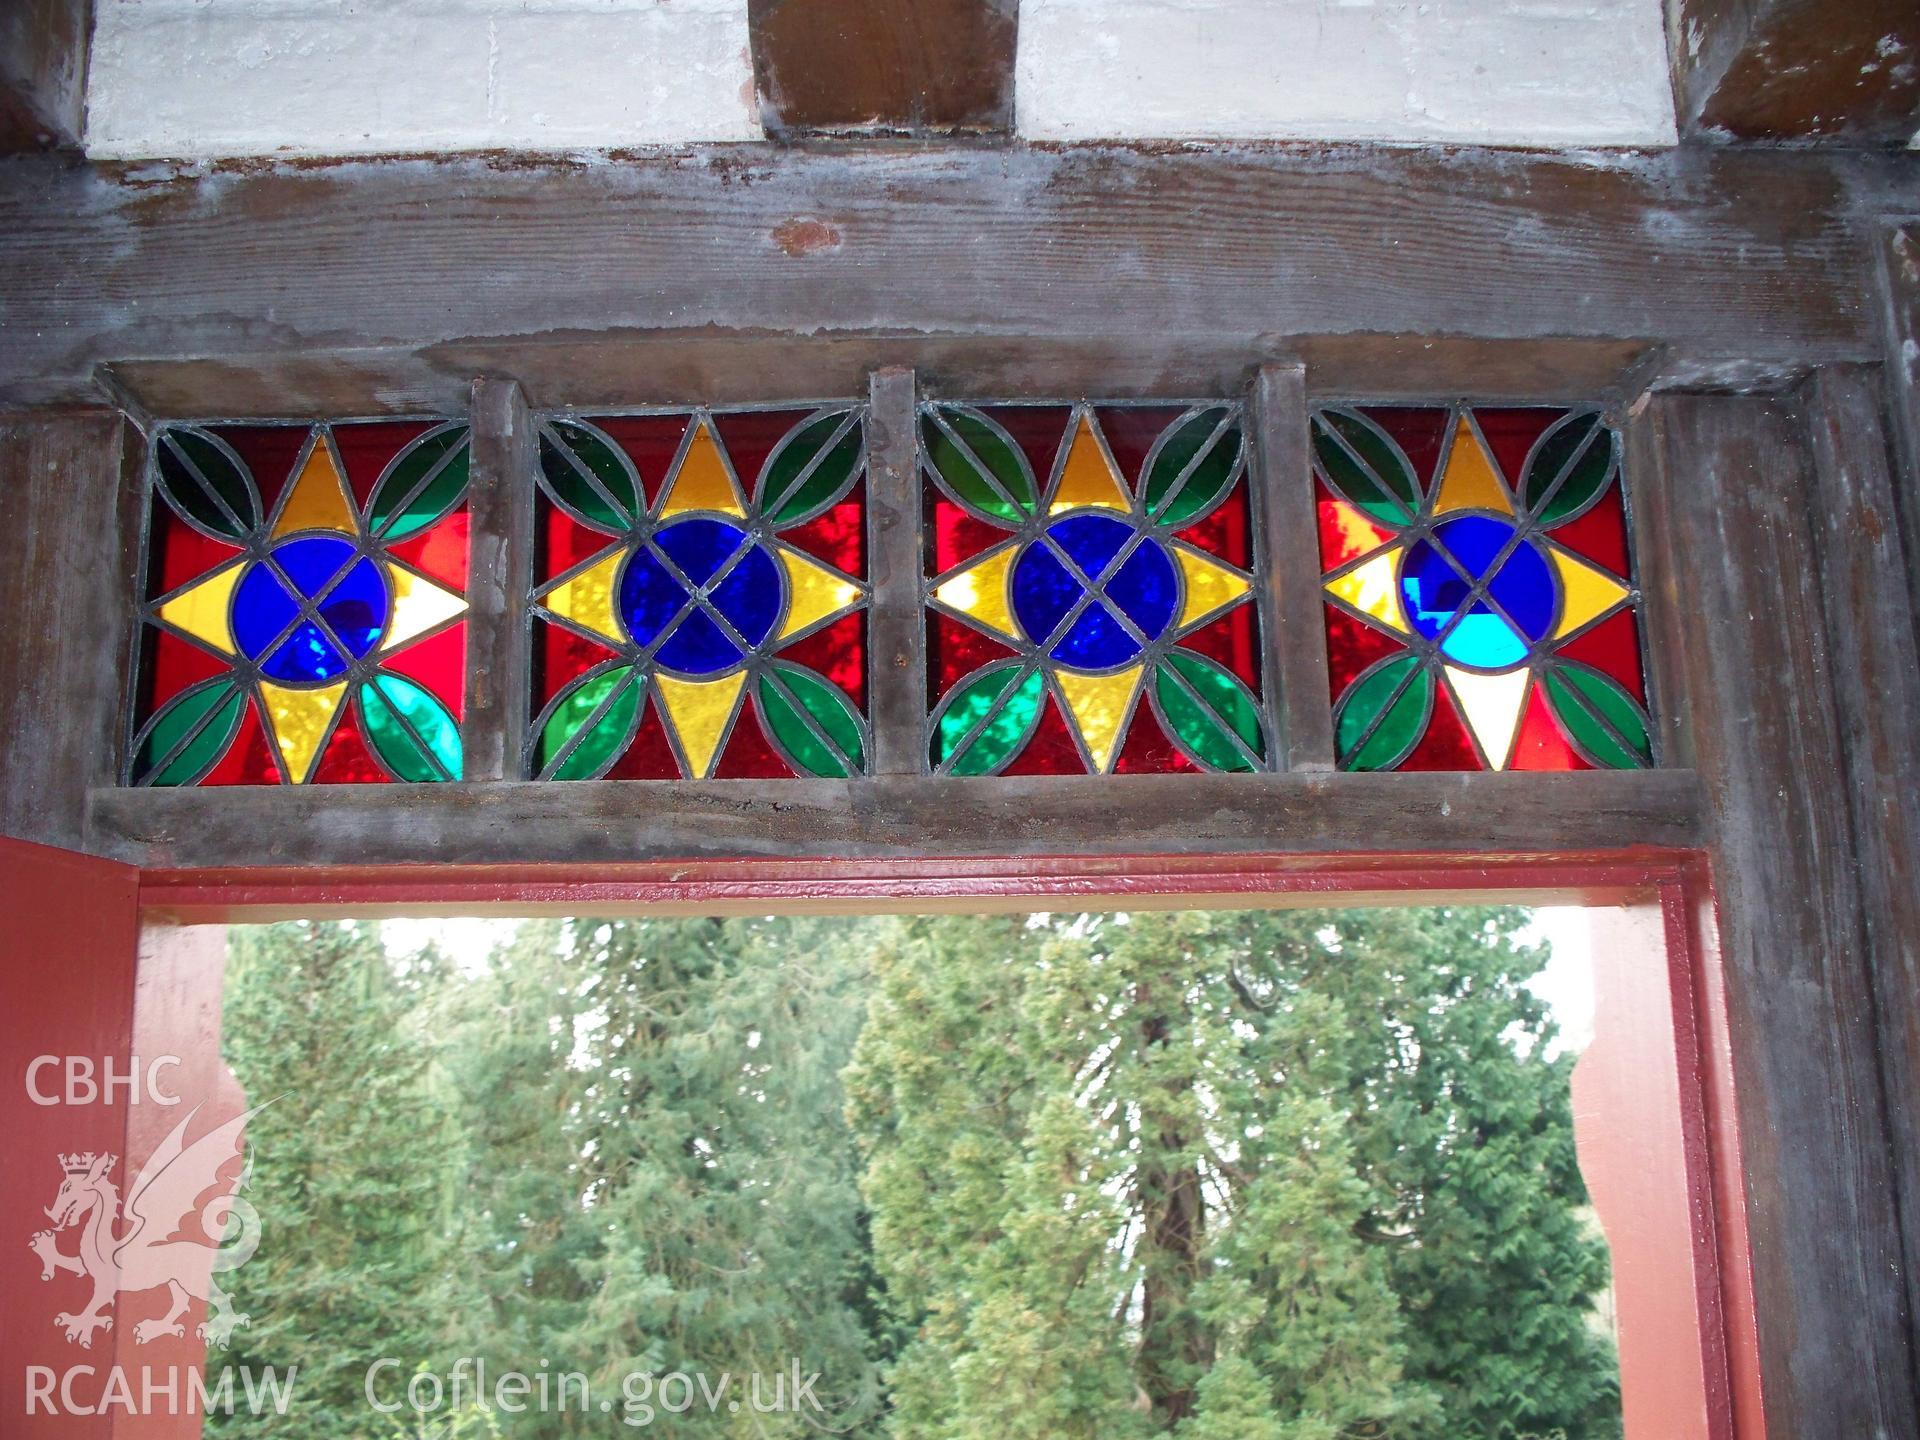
[7,844,1764,1439]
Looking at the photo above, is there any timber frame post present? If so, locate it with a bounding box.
[1630,387,1919,1436]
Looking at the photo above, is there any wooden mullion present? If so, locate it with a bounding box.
[1623,396,1695,771]
[1251,362,1336,771]
[463,378,535,781]
[865,366,924,776]
[107,415,151,789]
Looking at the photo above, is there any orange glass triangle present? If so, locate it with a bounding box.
[1431,422,1515,519]
[271,430,359,538]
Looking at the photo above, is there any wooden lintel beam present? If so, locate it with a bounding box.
[747,0,1017,138]
[0,145,1899,416]
[1669,0,1920,145]
[0,0,91,152]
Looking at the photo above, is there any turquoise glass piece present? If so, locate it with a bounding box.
[1401,517,1554,670]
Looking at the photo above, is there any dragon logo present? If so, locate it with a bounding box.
[29,1102,269,1350]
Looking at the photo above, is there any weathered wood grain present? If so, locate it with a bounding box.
[0,145,1897,413]
[1250,363,1335,771]
[463,379,535,780]
[748,0,1017,137]
[85,769,1702,869]
[865,367,924,775]
[1669,0,1920,145]
[1875,221,1920,626]
[0,0,90,151]
[96,336,1674,424]
[1630,391,1917,1440]
[0,411,138,848]
[1800,364,1920,1362]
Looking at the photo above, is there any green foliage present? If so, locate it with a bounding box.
[210,907,1617,1440]
[846,908,1620,1440]
[432,916,888,1436]
[208,923,470,1439]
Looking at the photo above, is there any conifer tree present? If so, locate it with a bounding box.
[845,907,1619,1440]
[211,906,1616,1440]
[434,915,889,1437]
[208,921,472,1438]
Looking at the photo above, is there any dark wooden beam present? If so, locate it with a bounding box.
[1876,221,1920,624]
[747,0,1016,138]
[84,770,1703,868]
[0,0,91,152]
[1628,390,1918,1439]
[0,410,136,848]
[0,145,1901,414]
[1800,363,1920,1363]
[1669,0,1920,145]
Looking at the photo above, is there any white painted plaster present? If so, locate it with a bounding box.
[84,0,1679,157]
[1015,0,1679,147]
[85,0,761,160]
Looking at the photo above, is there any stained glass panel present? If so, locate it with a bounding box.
[530,406,868,780]
[924,402,1267,775]
[1315,406,1651,772]
[130,420,471,785]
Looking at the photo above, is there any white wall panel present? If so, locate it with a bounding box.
[1016,0,1677,147]
[87,0,760,159]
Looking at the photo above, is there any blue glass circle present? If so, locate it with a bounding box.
[1011,514,1179,670]
[1400,516,1557,670]
[232,535,387,685]
[620,517,781,676]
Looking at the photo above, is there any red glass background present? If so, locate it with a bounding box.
[531,409,868,781]
[133,420,468,786]
[926,404,1264,776]
[1316,406,1647,772]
